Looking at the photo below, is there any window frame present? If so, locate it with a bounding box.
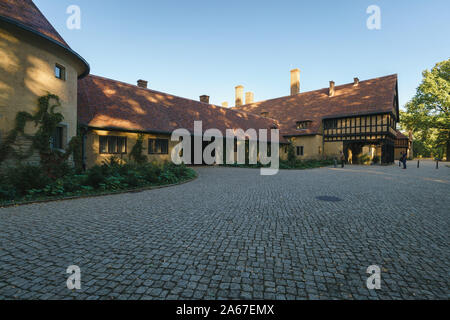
[296,146,304,156]
[148,138,169,155]
[296,121,311,130]
[51,126,64,150]
[55,64,66,81]
[99,136,127,155]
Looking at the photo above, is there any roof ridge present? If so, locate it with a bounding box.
[236,74,398,108]
[86,74,277,123]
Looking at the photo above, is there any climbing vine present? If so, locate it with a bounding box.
[287,143,296,165]
[0,94,81,177]
[129,133,147,164]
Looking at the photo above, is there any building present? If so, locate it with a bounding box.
[394,131,413,160]
[234,70,407,164]
[1,0,409,169]
[77,75,280,168]
[0,0,89,165]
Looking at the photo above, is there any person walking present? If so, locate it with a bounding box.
[340,151,345,168]
[401,152,407,169]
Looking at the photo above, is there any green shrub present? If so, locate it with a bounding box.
[84,165,107,188]
[0,183,17,201]
[141,163,162,183]
[62,174,86,193]
[6,164,51,196]
[1,160,196,205]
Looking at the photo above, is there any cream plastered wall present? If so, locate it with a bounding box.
[0,22,80,155]
[323,141,343,159]
[289,135,324,160]
[86,130,179,168]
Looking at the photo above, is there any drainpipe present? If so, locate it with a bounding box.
[81,127,87,171]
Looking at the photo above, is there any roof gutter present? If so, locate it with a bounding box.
[81,124,291,144]
[0,15,90,79]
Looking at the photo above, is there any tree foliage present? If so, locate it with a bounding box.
[401,59,450,159]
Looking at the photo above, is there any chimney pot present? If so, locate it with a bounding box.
[353,77,359,86]
[290,69,300,95]
[200,95,210,104]
[235,85,244,107]
[329,81,335,97]
[245,92,254,104]
[137,79,148,88]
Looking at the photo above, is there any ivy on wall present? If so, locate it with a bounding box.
[129,133,147,164]
[0,94,82,177]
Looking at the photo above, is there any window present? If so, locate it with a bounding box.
[99,136,127,154]
[55,64,66,80]
[51,125,65,150]
[324,119,338,129]
[148,139,169,154]
[296,146,304,156]
[261,112,269,118]
[296,121,311,130]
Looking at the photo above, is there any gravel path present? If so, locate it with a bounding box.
[0,160,449,300]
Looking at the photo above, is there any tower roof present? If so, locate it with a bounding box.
[0,0,68,47]
[0,0,90,78]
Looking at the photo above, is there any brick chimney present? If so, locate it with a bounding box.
[329,81,335,97]
[222,102,228,108]
[245,92,254,104]
[235,85,244,107]
[290,69,300,95]
[200,95,210,104]
[353,77,359,86]
[137,79,148,89]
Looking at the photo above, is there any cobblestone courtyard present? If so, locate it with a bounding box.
[1,161,449,300]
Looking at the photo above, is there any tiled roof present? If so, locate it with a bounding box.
[0,0,68,47]
[78,75,284,142]
[234,74,398,136]
[395,131,409,140]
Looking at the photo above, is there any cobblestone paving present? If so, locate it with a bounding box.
[1,160,449,300]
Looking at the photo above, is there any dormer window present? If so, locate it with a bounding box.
[55,64,66,80]
[296,121,311,130]
[261,112,269,118]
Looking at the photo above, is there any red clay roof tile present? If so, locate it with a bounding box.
[234,74,398,136]
[78,75,284,142]
[0,0,69,47]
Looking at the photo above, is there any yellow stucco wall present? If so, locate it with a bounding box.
[289,135,324,160]
[323,141,343,159]
[86,130,179,167]
[0,22,82,164]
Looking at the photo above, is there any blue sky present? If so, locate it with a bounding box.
[36,0,450,108]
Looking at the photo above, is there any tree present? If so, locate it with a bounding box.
[401,59,450,160]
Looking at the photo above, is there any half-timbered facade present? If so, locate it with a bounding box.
[235,72,404,164]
